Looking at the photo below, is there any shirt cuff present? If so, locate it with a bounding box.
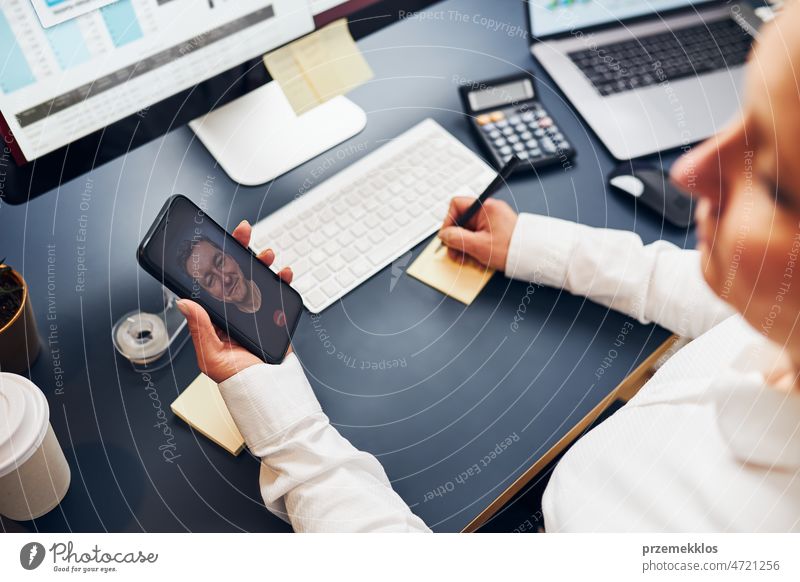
[217,353,322,450]
[504,213,580,287]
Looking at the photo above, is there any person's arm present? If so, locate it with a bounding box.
[503,213,734,339]
[217,355,430,533]
[177,220,429,533]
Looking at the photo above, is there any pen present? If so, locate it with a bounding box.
[436,154,521,254]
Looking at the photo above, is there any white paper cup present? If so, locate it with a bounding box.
[0,373,71,520]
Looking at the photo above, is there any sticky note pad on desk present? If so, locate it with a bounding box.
[263,18,374,115]
[407,239,496,305]
[171,374,245,456]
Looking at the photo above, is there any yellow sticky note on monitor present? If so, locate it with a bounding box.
[407,239,496,305]
[263,18,374,115]
[171,374,245,456]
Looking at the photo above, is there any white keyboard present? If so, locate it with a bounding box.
[250,119,496,313]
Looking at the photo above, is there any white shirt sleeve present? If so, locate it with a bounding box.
[217,354,430,533]
[504,213,734,339]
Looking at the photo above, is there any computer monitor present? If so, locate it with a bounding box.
[0,0,380,204]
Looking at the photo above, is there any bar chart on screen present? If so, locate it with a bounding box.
[0,0,314,161]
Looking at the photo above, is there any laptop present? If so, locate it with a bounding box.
[527,1,763,160]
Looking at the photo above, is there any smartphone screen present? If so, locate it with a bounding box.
[139,195,303,362]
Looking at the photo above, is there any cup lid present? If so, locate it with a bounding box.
[0,373,49,478]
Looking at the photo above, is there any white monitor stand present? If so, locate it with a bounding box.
[189,81,367,186]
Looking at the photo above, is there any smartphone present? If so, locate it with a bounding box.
[137,195,304,364]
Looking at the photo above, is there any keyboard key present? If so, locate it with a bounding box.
[336,270,355,287]
[368,230,386,245]
[407,203,425,217]
[336,231,354,247]
[309,231,325,246]
[355,238,371,253]
[323,240,339,255]
[293,275,315,294]
[313,265,331,281]
[335,213,353,229]
[341,246,358,262]
[321,280,339,297]
[350,258,370,277]
[310,250,327,265]
[290,258,309,276]
[306,289,327,308]
[328,255,345,272]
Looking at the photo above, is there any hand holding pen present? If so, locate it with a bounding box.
[437,155,521,269]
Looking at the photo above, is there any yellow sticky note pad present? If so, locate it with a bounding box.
[407,239,495,305]
[171,374,245,456]
[263,18,374,115]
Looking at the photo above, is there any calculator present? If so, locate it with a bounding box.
[459,73,575,171]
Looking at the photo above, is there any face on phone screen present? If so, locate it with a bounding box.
[142,196,302,360]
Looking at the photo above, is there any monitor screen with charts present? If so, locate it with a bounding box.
[528,0,717,38]
[0,0,378,204]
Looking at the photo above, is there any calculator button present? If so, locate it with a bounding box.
[551,132,564,141]
[514,124,526,133]
[529,149,542,158]
[513,143,525,152]
[493,138,507,147]
[501,126,514,136]
[539,117,554,128]
[526,139,538,149]
[540,138,557,152]
[495,119,509,128]
[521,111,535,122]
[520,131,533,141]
[499,146,513,155]
[488,130,501,139]
[535,110,546,118]
[517,151,529,160]
[489,111,505,122]
[476,114,492,126]
[534,128,546,137]
[508,115,521,125]
[506,134,520,143]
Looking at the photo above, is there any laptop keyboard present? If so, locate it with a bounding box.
[568,19,753,97]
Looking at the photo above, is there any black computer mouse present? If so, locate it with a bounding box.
[608,162,694,228]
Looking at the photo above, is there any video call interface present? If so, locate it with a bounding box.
[144,196,302,359]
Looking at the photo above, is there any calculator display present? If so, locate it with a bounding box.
[468,80,534,112]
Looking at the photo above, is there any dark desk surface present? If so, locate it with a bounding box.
[1,0,689,532]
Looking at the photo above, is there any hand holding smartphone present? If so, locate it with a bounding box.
[137,195,304,370]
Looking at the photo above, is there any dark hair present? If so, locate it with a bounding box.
[176,235,220,278]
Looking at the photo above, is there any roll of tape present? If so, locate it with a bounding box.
[112,311,170,365]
